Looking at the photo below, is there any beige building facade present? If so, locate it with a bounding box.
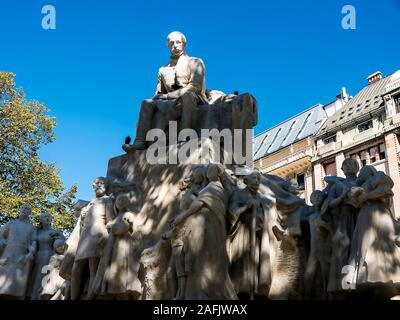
[313,70,400,217]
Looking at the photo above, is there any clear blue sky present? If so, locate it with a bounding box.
[1,0,399,201]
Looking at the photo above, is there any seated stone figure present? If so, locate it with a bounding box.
[127,31,207,151]
[124,31,258,152]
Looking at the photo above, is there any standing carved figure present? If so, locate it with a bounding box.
[91,192,142,299]
[28,212,64,300]
[0,204,37,299]
[40,238,67,300]
[323,158,359,297]
[162,191,196,300]
[170,164,238,299]
[71,177,114,300]
[227,171,271,298]
[348,166,400,298]
[58,199,89,296]
[304,190,331,299]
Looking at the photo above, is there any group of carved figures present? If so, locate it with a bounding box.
[303,158,400,300]
[1,159,400,300]
[0,207,66,300]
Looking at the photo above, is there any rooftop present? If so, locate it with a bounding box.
[253,103,328,161]
[317,71,399,137]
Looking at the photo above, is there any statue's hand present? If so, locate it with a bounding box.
[171,214,185,227]
[394,236,400,248]
[18,253,34,265]
[0,239,6,249]
[98,233,108,247]
[0,257,8,266]
[247,198,260,209]
[161,230,172,241]
[28,244,36,255]
[350,186,364,197]
[349,187,365,207]
[106,222,113,233]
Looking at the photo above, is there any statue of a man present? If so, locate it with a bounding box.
[127,31,208,150]
[322,158,359,298]
[0,204,37,299]
[70,177,114,300]
[228,171,272,298]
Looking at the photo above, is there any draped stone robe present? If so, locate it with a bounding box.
[0,219,36,298]
[227,187,271,296]
[182,180,238,300]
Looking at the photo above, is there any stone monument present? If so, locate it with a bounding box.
[3,31,400,301]
[123,31,258,166]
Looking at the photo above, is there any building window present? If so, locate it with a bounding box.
[297,173,305,190]
[282,121,296,144]
[295,113,312,140]
[358,120,373,133]
[324,135,337,144]
[369,147,378,163]
[360,151,368,166]
[394,94,400,114]
[266,128,282,153]
[254,134,269,157]
[379,143,386,160]
[324,161,337,177]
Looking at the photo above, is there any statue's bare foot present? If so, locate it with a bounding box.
[173,293,184,300]
[173,286,184,300]
[395,236,400,247]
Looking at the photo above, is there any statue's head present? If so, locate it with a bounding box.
[179,192,195,211]
[166,31,186,58]
[206,163,224,181]
[115,193,132,213]
[357,165,377,185]
[53,238,66,254]
[244,171,262,193]
[310,190,327,207]
[192,166,207,184]
[38,211,53,228]
[341,158,359,178]
[93,177,108,197]
[19,204,32,219]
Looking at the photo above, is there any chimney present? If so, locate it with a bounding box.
[336,87,350,102]
[367,71,383,85]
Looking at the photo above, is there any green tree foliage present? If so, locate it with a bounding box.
[0,71,77,231]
